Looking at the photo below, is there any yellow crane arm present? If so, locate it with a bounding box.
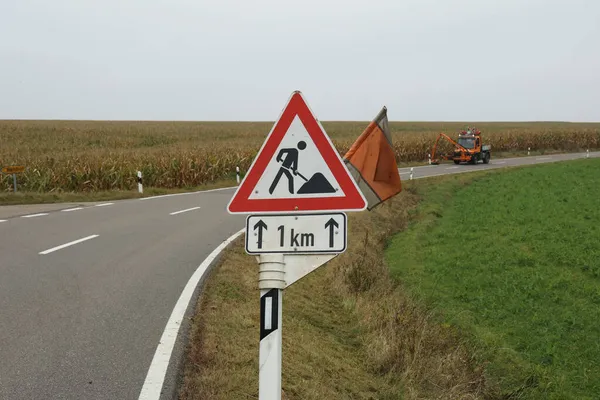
[430,133,469,163]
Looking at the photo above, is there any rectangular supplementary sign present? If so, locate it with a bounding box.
[245,212,347,255]
[2,166,25,174]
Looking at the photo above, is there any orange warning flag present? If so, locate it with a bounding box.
[343,106,402,210]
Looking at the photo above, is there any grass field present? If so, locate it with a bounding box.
[1,120,599,196]
[178,158,599,399]
[178,174,491,400]
[386,158,600,399]
[0,178,236,205]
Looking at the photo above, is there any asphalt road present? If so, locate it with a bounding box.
[397,150,600,180]
[0,189,245,400]
[0,151,598,400]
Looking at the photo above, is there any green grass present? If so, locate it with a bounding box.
[386,158,600,399]
[0,178,236,205]
[179,179,489,400]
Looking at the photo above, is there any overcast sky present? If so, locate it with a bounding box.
[1,0,599,121]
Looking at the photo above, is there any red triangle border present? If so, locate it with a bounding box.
[227,91,367,214]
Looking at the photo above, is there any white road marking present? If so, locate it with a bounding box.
[141,192,195,201]
[21,213,49,218]
[495,161,506,164]
[138,228,245,400]
[399,164,435,171]
[140,186,236,201]
[169,206,201,215]
[61,207,83,212]
[446,166,459,170]
[95,202,114,207]
[39,234,99,255]
[0,219,6,223]
[537,157,552,160]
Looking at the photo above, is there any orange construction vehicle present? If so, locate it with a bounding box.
[430,128,491,165]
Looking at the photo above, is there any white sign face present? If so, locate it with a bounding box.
[248,116,346,200]
[245,212,347,255]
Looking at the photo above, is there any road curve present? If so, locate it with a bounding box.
[398,151,599,180]
[0,189,245,400]
[0,151,598,400]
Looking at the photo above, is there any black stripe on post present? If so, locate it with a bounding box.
[260,289,279,340]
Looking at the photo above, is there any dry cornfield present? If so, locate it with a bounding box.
[1,119,599,192]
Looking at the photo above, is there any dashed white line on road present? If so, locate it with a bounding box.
[61,207,84,212]
[536,157,552,160]
[21,213,49,218]
[39,234,100,255]
[495,161,506,164]
[446,166,459,170]
[0,220,6,223]
[169,206,201,216]
[95,203,114,207]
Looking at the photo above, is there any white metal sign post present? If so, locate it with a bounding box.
[226,91,367,400]
[258,254,285,400]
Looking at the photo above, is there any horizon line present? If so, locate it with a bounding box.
[1,118,599,124]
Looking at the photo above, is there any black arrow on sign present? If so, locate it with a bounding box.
[324,218,339,248]
[254,220,268,249]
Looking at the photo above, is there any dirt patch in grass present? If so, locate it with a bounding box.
[179,175,490,399]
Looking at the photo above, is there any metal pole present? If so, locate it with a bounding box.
[13,173,17,192]
[258,253,285,400]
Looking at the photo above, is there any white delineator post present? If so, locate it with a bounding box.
[428,153,431,165]
[137,171,143,194]
[236,166,240,185]
[528,147,530,156]
[410,167,414,180]
[258,253,285,400]
[587,149,590,158]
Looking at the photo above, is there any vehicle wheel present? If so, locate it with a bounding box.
[471,155,478,164]
[454,160,460,165]
[483,152,490,164]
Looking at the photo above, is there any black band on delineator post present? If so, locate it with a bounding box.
[260,289,279,340]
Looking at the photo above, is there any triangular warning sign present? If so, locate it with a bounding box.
[227,91,367,214]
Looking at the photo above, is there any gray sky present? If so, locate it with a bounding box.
[1,0,599,121]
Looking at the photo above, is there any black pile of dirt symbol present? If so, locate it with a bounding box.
[297,172,336,194]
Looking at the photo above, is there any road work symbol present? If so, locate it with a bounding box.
[268,141,336,195]
[269,141,306,194]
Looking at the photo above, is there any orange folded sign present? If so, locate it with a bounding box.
[343,107,402,210]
